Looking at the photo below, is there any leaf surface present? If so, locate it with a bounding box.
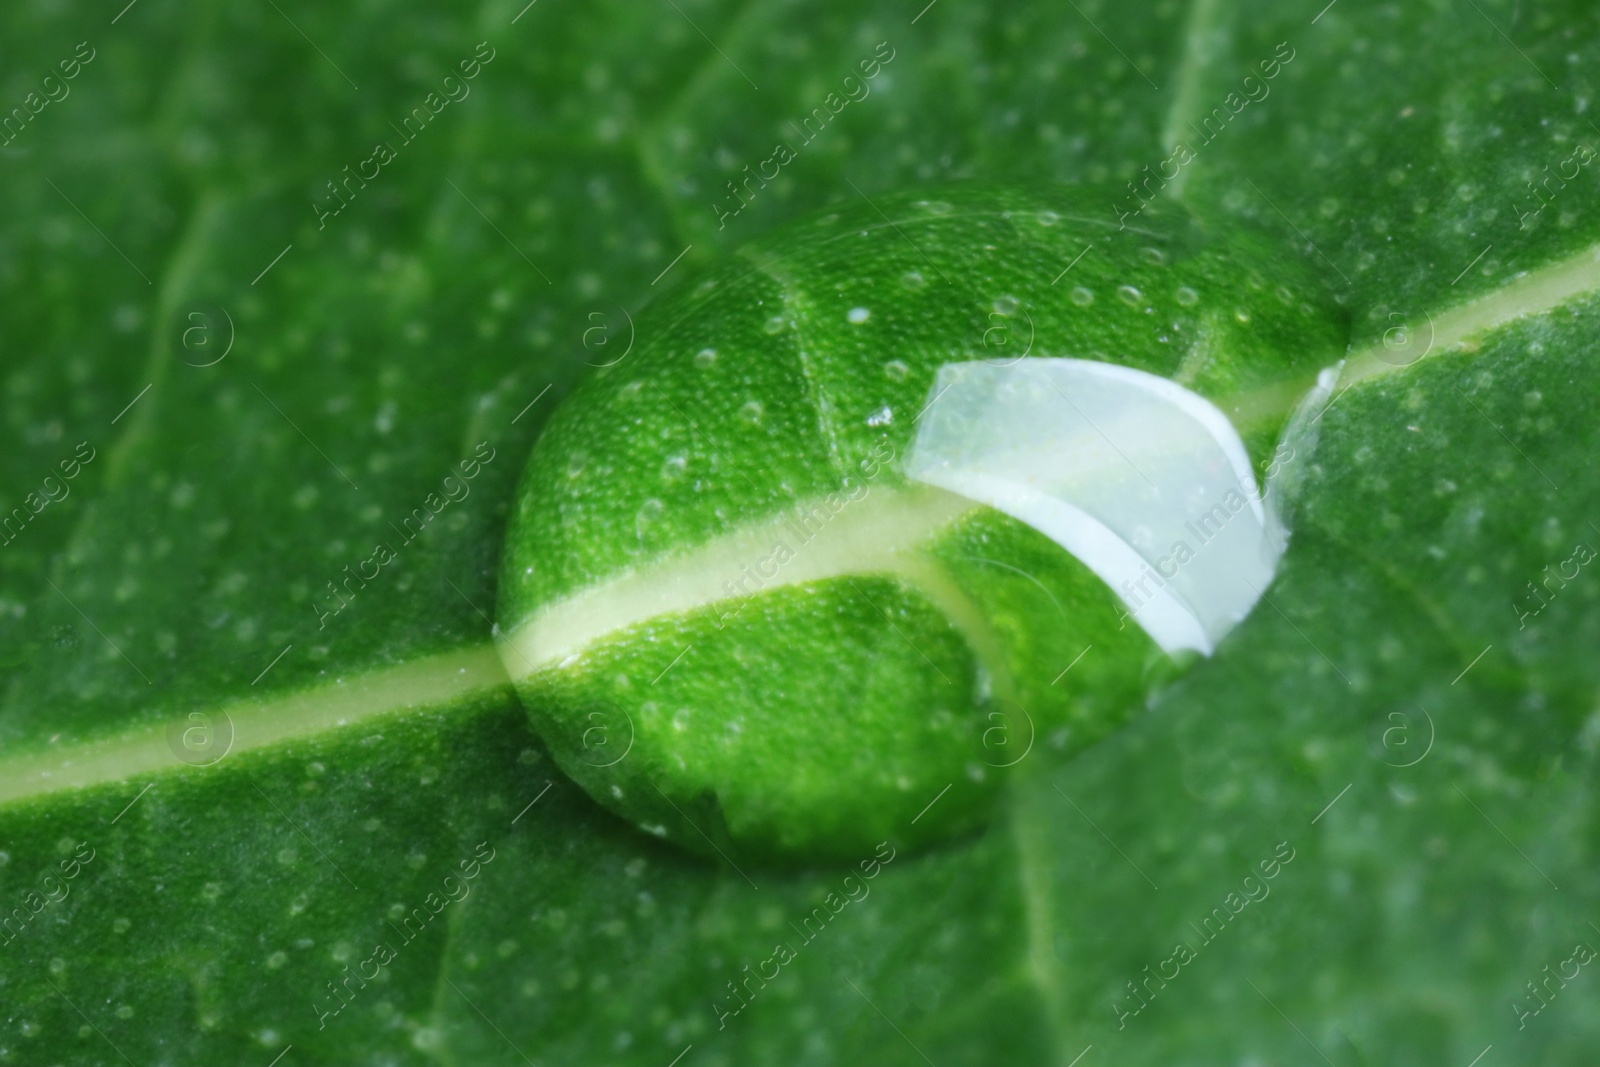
[2,1,1598,1064]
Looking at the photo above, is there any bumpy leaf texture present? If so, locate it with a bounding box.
[0,1,1598,1065]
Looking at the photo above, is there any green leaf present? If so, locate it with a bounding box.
[2,0,1598,1064]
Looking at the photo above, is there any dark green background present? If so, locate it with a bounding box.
[1,0,1598,1063]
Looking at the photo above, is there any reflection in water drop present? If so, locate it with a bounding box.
[634,499,665,543]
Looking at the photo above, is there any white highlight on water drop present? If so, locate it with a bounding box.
[904,359,1285,656]
[847,307,871,324]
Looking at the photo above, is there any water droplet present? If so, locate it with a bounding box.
[914,199,953,215]
[847,307,871,324]
[883,360,910,381]
[763,315,787,335]
[660,455,687,481]
[672,708,691,731]
[693,347,716,368]
[866,406,894,427]
[1175,286,1199,306]
[1117,285,1143,306]
[565,452,588,479]
[1070,287,1094,307]
[1140,247,1169,266]
[1234,309,1252,324]
[635,499,665,541]
[738,400,763,424]
[991,295,1020,316]
[900,270,927,289]
[1035,210,1060,226]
